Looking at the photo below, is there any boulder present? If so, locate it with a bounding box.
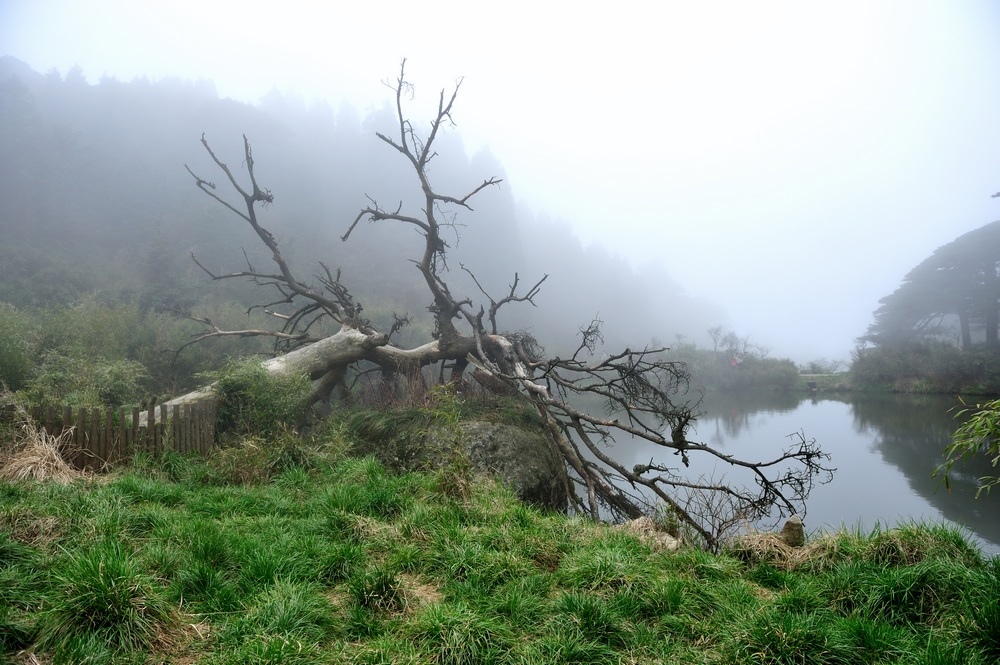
[353,419,569,513]
[779,514,805,547]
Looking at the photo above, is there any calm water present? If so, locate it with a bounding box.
[609,392,1000,554]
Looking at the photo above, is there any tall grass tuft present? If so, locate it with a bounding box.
[726,607,858,665]
[613,578,687,622]
[410,602,513,665]
[0,401,81,484]
[172,559,241,614]
[517,626,619,664]
[37,538,175,654]
[349,568,406,614]
[217,580,336,644]
[849,558,976,627]
[203,635,325,665]
[324,477,410,519]
[554,590,631,649]
[967,557,1000,659]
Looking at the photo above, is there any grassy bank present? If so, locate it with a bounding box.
[1,437,998,664]
[798,373,853,394]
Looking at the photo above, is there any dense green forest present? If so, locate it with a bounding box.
[0,56,736,405]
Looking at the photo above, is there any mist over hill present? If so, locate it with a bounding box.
[0,56,724,356]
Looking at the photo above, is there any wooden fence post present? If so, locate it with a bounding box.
[75,408,86,468]
[155,404,164,456]
[130,406,140,459]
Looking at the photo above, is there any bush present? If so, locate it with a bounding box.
[0,303,32,391]
[850,340,1000,393]
[204,430,344,484]
[22,352,149,407]
[937,397,1000,497]
[673,347,799,392]
[211,358,312,438]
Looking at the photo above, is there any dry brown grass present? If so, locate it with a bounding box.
[0,402,83,484]
[726,531,844,571]
[157,617,211,665]
[399,573,444,609]
[616,516,684,552]
[727,522,983,572]
[11,651,48,665]
[0,507,61,547]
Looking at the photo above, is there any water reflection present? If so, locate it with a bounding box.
[693,391,803,445]
[845,393,1000,549]
[689,392,1000,553]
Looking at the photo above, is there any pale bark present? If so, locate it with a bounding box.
[141,327,388,425]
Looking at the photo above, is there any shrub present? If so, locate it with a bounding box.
[850,340,1000,393]
[22,352,149,407]
[0,303,32,391]
[211,358,312,438]
[938,397,1000,497]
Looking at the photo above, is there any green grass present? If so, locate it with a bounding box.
[0,438,998,664]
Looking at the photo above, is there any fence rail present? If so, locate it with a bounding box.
[1,402,217,471]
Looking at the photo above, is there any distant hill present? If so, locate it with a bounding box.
[0,57,723,351]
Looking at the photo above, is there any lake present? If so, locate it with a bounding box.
[608,391,1000,554]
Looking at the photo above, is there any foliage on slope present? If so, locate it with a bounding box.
[0,431,997,664]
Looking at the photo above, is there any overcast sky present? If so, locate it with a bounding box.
[3,0,1000,362]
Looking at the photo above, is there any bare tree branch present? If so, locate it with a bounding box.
[168,59,834,551]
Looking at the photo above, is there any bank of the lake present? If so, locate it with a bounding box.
[624,391,1000,554]
[1,445,999,664]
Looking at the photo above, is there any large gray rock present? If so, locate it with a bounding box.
[779,514,805,547]
[354,419,569,513]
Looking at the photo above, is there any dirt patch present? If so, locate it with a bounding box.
[399,572,444,609]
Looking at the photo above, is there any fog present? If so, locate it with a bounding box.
[4,0,1000,362]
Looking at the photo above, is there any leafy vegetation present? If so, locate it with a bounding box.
[0,299,273,407]
[937,396,1000,497]
[0,438,996,664]
[851,340,1000,394]
[210,358,313,439]
[668,328,801,392]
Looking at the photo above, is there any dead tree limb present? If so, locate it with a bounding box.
[166,59,834,550]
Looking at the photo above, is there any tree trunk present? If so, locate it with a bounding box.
[984,263,1000,349]
[139,327,388,425]
[959,309,973,351]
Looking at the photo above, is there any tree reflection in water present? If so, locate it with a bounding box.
[668,392,1000,552]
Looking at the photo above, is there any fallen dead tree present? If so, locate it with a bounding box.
[162,60,833,550]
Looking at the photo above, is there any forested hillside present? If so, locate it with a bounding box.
[0,56,722,401]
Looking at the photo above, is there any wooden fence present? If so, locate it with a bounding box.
[1,402,217,471]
